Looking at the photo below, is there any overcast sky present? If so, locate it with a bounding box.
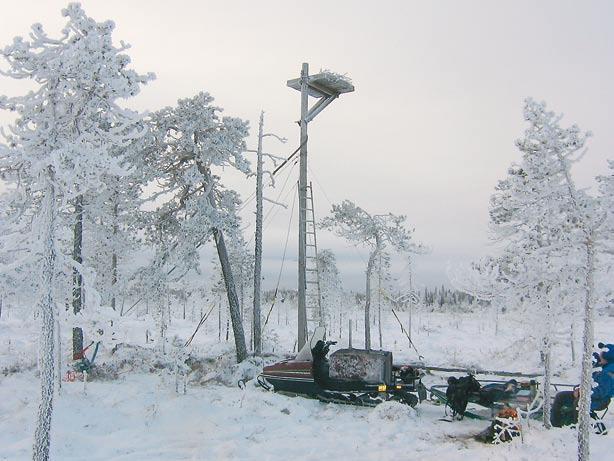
[1,1,613,292]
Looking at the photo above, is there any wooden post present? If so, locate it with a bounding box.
[297,62,309,351]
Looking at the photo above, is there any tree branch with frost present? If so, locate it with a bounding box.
[321,200,421,349]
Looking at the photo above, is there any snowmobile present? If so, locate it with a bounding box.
[257,327,426,407]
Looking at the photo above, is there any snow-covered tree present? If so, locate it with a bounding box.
[374,251,392,348]
[316,248,344,331]
[84,162,146,312]
[140,92,250,362]
[488,99,604,441]
[0,4,153,459]
[321,200,419,349]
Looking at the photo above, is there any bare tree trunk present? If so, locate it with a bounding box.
[542,296,553,429]
[570,322,576,366]
[364,249,378,350]
[348,319,352,349]
[542,337,552,429]
[213,229,247,362]
[33,175,57,461]
[196,160,247,362]
[239,266,245,322]
[253,113,264,355]
[72,194,84,360]
[218,297,221,343]
[110,183,119,311]
[55,319,61,394]
[578,238,596,461]
[158,298,167,354]
[377,253,382,349]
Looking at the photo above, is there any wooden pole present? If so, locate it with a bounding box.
[297,62,309,350]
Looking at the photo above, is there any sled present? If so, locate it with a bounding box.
[257,327,427,408]
[429,377,542,421]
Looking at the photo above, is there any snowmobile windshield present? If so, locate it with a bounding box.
[295,326,326,361]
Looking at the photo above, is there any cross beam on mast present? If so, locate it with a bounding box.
[286,63,354,350]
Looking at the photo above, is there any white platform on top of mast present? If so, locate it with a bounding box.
[287,73,355,98]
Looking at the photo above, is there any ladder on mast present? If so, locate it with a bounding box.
[304,182,324,339]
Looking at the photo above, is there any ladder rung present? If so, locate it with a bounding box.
[306,268,318,272]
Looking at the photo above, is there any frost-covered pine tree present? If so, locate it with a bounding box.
[84,163,145,312]
[520,102,604,460]
[321,200,418,349]
[489,99,601,437]
[316,249,344,331]
[141,92,249,362]
[0,4,152,459]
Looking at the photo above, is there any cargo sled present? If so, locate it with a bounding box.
[257,327,426,407]
[429,375,542,420]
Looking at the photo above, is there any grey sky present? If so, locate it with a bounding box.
[2,1,614,291]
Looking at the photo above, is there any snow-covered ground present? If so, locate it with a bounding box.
[1,304,612,460]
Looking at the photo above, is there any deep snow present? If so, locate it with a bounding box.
[0,305,612,460]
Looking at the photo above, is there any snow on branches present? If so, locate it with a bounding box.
[137,91,250,362]
[321,200,422,349]
[0,4,153,460]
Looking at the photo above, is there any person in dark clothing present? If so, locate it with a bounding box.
[551,389,579,427]
[478,379,518,406]
[551,342,613,433]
